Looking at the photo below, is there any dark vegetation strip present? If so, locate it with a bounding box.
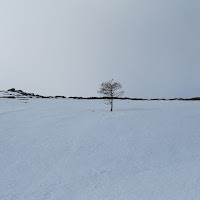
[0,88,200,101]
[69,97,200,101]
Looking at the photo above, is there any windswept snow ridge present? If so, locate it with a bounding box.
[0,99,200,200]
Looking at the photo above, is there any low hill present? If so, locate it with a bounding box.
[0,88,66,99]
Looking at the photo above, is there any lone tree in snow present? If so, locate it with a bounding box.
[98,79,124,111]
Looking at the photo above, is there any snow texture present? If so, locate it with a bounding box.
[0,97,200,200]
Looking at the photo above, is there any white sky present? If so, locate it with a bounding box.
[0,0,200,98]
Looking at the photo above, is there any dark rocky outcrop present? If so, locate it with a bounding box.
[55,96,66,98]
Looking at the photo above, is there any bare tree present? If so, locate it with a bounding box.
[98,79,124,111]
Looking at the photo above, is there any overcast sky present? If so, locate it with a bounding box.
[0,0,200,98]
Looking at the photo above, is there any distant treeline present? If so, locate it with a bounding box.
[69,97,200,101]
[1,88,200,101]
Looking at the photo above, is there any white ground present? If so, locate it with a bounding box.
[0,98,200,200]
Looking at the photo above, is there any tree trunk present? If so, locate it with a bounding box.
[111,99,113,112]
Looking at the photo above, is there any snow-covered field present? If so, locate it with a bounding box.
[0,98,200,200]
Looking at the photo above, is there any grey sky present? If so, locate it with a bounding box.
[0,0,200,98]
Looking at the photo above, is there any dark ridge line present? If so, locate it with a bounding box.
[1,88,200,101]
[69,97,200,101]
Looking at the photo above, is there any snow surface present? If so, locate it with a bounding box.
[0,98,200,200]
[0,91,19,97]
